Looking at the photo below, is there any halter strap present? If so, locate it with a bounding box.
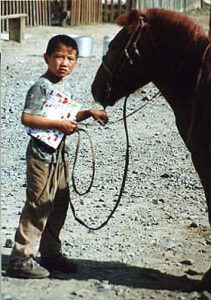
[102,18,148,102]
[124,27,140,64]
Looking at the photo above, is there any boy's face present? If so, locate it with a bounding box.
[44,44,78,80]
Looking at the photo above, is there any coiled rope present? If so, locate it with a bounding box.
[69,94,130,230]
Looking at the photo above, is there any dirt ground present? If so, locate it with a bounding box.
[1,8,211,300]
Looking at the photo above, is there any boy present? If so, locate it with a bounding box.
[6,35,108,279]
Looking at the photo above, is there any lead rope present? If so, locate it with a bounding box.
[71,125,96,196]
[69,95,130,230]
[109,90,160,125]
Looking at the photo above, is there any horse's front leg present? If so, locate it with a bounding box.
[191,151,211,291]
[191,151,211,225]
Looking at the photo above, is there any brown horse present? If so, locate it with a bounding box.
[92,8,211,289]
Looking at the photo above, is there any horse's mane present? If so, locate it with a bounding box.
[117,8,207,44]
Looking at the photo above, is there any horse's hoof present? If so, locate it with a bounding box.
[198,268,211,292]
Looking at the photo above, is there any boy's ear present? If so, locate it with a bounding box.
[44,53,49,64]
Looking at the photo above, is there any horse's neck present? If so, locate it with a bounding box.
[152,39,210,147]
[153,38,209,110]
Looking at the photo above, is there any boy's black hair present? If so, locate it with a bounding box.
[46,34,79,57]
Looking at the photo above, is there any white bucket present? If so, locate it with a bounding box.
[73,36,94,57]
[103,35,114,56]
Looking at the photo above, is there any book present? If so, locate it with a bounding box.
[26,89,81,149]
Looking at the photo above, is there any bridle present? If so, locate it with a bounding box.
[102,16,148,104]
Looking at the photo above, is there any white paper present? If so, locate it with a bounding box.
[26,90,81,149]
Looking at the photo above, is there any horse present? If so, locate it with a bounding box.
[91,8,211,290]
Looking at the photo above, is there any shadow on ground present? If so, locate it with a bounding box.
[2,254,202,292]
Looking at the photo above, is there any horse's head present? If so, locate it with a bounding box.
[92,8,208,108]
[92,10,152,107]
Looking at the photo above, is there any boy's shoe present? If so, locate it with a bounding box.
[6,257,49,279]
[40,253,77,273]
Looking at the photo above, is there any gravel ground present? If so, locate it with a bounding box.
[1,10,211,300]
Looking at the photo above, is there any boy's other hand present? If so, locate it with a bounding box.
[59,120,77,135]
[90,109,108,126]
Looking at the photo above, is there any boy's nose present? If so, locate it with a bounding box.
[63,57,68,65]
[62,57,69,65]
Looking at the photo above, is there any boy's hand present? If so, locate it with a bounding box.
[59,120,77,135]
[21,113,78,135]
[90,109,108,125]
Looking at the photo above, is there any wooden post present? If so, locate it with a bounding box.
[118,0,122,17]
[40,0,44,26]
[92,0,95,23]
[37,0,40,25]
[97,0,102,23]
[25,0,29,26]
[126,0,130,13]
[209,4,211,40]
[104,0,108,22]
[88,0,90,23]
[48,0,51,26]
[78,0,81,25]
[110,0,114,22]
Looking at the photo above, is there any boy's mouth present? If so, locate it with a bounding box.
[59,68,68,72]
[58,68,68,75]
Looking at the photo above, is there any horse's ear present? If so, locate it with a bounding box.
[116,14,128,26]
[128,9,140,27]
[116,9,140,29]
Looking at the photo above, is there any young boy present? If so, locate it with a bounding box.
[6,35,108,279]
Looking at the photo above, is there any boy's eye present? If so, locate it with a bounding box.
[68,56,75,61]
[55,54,63,59]
[55,54,75,61]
